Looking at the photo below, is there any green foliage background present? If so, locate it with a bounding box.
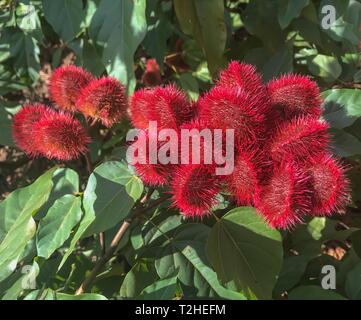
[0,0,360,300]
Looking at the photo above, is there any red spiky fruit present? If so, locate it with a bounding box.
[142,58,161,87]
[226,149,268,205]
[307,154,350,215]
[49,65,94,112]
[267,74,322,121]
[198,86,267,147]
[131,130,177,186]
[33,112,90,161]
[255,161,312,229]
[170,165,220,218]
[149,85,195,129]
[12,104,53,157]
[129,85,195,130]
[129,88,154,129]
[77,77,128,127]
[178,119,217,169]
[270,116,330,163]
[217,61,271,111]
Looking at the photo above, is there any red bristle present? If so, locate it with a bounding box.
[77,77,128,127]
[131,130,176,186]
[170,165,220,218]
[129,88,154,129]
[49,65,93,112]
[33,112,90,161]
[307,154,350,216]
[270,116,330,163]
[267,74,322,122]
[255,161,312,229]
[130,85,195,130]
[217,61,271,114]
[226,148,267,205]
[148,85,195,129]
[198,86,267,147]
[12,104,54,157]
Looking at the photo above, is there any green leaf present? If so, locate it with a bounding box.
[57,201,94,271]
[42,0,84,42]
[345,262,361,299]
[9,30,40,82]
[288,285,347,300]
[83,161,143,236]
[0,167,56,281]
[330,128,361,157]
[155,224,245,299]
[174,0,226,76]
[55,293,107,300]
[322,89,361,129]
[262,39,294,81]
[177,73,199,101]
[291,217,358,256]
[242,0,285,52]
[140,274,178,300]
[36,195,82,259]
[206,207,283,299]
[89,0,147,94]
[36,167,79,219]
[119,261,158,298]
[307,54,342,82]
[319,0,361,46]
[278,0,310,29]
[273,255,310,297]
[23,288,56,300]
[16,3,41,34]
[143,0,172,68]
[2,261,39,300]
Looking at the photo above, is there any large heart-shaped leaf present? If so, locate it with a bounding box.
[206,207,283,299]
[0,167,56,281]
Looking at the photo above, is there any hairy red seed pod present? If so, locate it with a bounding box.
[129,85,195,130]
[226,149,268,205]
[170,165,220,218]
[49,65,94,112]
[131,130,177,186]
[255,161,312,229]
[198,86,267,147]
[33,112,90,161]
[267,74,322,121]
[307,154,350,215]
[77,77,128,127]
[148,85,194,129]
[12,104,54,157]
[270,116,330,163]
[129,88,154,129]
[217,61,271,112]
[142,58,161,87]
[178,119,217,170]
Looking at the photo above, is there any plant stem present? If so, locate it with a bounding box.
[75,194,170,295]
[84,152,94,173]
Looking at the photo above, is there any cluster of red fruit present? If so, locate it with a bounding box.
[129,61,350,229]
[12,65,128,160]
[12,61,350,229]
